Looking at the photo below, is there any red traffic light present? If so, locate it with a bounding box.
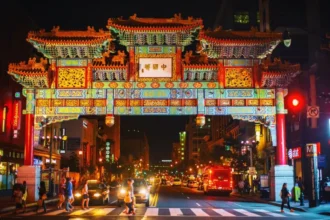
[286,93,304,112]
[292,98,299,107]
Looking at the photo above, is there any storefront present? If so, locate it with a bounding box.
[0,148,24,191]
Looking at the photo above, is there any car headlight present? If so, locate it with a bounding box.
[75,193,81,197]
[139,189,147,194]
[120,189,126,194]
[93,193,101,197]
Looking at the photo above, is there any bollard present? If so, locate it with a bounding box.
[300,192,304,206]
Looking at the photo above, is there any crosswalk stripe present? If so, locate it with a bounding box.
[44,209,67,216]
[145,208,159,216]
[254,209,284,217]
[169,208,183,216]
[286,211,299,216]
[93,208,115,216]
[69,208,94,216]
[190,208,209,217]
[212,209,236,217]
[234,209,261,217]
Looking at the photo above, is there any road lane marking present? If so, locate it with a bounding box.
[69,208,94,216]
[190,208,209,216]
[254,209,284,217]
[44,209,67,216]
[93,208,115,216]
[233,209,261,217]
[196,203,201,207]
[145,208,159,216]
[169,208,183,216]
[213,209,235,217]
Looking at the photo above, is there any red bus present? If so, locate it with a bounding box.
[202,165,233,196]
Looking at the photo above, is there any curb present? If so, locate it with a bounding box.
[231,193,307,212]
[0,198,59,214]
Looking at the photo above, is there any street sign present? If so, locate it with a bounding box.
[318,155,326,168]
[307,106,319,118]
[288,149,292,159]
[306,143,317,157]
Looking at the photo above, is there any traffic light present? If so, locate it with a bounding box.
[286,93,305,113]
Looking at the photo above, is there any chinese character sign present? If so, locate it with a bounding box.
[139,58,172,78]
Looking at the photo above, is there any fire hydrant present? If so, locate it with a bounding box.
[300,192,304,206]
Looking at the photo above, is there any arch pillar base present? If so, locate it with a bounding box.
[269,165,294,202]
[16,166,41,203]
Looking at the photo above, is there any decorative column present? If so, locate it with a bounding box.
[218,62,225,88]
[24,113,34,165]
[17,88,40,203]
[270,87,293,202]
[24,88,35,165]
[129,47,135,81]
[176,46,182,81]
[275,88,287,165]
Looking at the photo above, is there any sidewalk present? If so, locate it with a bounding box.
[0,196,58,214]
[232,192,330,215]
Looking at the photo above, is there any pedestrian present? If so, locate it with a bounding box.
[280,183,294,213]
[65,177,74,212]
[124,191,133,215]
[36,181,47,213]
[238,180,244,195]
[21,181,28,213]
[13,185,22,214]
[125,179,135,215]
[81,180,90,210]
[57,176,66,209]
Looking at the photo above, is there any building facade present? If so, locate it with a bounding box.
[120,130,150,170]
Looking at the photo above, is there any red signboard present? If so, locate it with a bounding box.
[12,100,21,130]
[288,147,302,159]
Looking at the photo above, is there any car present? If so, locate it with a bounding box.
[172,178,182,186]
[117,179,150,207]
[187,180,198,188]
[181,179,188,187]
[73,180,110,205]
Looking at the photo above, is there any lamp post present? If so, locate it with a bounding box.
[241,140,258,187]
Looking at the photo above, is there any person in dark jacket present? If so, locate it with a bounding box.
[280,183,294,213]
[36,181,47,213]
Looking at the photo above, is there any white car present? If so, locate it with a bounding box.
[172,178,182,186]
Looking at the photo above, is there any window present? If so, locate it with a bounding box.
[181,157,184,160]
[234,11,250,24]
[257,12,260,23]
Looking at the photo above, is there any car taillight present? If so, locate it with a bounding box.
[230,180,233,188]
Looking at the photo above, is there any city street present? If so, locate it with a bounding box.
[0,183,327,219]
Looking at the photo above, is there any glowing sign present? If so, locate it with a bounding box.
[139,58,172,78]
[2,107,6,132]
[12,101,21,130]
[288,147,301,159]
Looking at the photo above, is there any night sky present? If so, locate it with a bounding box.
[6,0,330,163]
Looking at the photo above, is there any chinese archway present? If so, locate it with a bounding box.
[8,14,300,201]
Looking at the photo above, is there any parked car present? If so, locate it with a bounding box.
[187,180,198,188]
[172,178,182,186]
[117,179,150,207]
[74,179,110,205]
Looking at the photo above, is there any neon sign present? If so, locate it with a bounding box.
[12,101,21,130]
[2,107,7,132]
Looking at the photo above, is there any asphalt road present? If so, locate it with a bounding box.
[0,183,328,219]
